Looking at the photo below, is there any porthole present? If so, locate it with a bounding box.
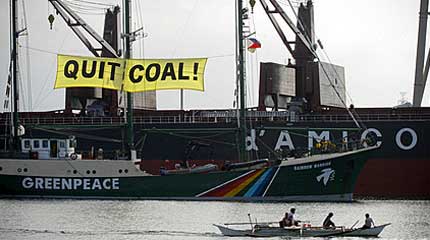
[0,167,3,171]
[124,169,128,173]
[118,169,122,173]
[17,168,22,173]
[23,168,28,172]
[73,170,77,174]
[86,170,90,174]
[92,170,96,174]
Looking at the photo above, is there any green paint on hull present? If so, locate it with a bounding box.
[0,149,373,201]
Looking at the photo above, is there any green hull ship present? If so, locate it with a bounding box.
[0,147,376,202]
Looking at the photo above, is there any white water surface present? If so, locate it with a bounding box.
[0,199,429,239]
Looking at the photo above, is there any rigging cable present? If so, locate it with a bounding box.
[70,0,115,7]
[246,0,260,159]
[318,46,367,129]
[287,0,358,115]
[285,0,363,129]
[32,31,71,109]
[18,0,32,112]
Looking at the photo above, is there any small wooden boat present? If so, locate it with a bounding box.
[214,223,391,237]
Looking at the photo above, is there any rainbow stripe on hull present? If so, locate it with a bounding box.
[197,168,278,198]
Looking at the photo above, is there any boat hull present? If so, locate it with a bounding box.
[355,158,430,198]
[6,110,427,198]
[0,148,373,201]
[214,224,390,237]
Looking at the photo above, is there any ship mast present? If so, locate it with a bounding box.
[123,0,135,159]
[10,0,20,153]
[236,0,247,162]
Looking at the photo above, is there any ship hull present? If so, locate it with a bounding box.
[0,148,373,201]
[355,158,430,198]
[2,110,429,198]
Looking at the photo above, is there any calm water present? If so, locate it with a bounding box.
[0,199,429,240]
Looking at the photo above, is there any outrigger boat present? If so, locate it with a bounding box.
[214,223,391,237]
[214,216,391,237]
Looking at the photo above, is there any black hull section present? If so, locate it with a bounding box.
[3,115,430,198]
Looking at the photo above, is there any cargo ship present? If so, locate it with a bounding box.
[1,0,429,199]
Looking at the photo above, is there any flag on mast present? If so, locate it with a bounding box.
[247,38,261,53]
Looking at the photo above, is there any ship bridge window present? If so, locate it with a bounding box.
[33,140,40,149]
[24,140,30,149]
[42,140,48,148]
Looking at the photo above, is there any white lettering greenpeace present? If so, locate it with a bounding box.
[22,177,34,188]
[275,130,295,151]
[361,128,382,147]
[22,177,120,190]
[395,128,417,150]
[308,131,330,150]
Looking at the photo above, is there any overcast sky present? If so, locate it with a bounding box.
[0,0,424,112]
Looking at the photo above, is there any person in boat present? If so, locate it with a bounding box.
[279,212,289,228]
[285,208,300,227]
[362,213,375,229]
[322,212,336,229]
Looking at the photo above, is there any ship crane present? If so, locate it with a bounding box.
[48,0,119,58]
[413,0,430,107]
[258,0,317,58]
[257,0,362,128]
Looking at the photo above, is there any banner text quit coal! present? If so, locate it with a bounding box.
[55,54,207,92]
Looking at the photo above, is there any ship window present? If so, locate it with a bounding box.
[60,141,65,148]
[24,140,30,149]
[17,168,22,172]
[124,169,128,173]
[23,168,28,172]
[73,170,77,174]
[42,140,48,148]
[70,138,77,148]
[92,170,96,174]
[86,170,90,174]
[33,140,40,149]
[119,169,123,173]
[0,167,3,171]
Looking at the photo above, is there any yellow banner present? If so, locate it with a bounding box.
[124,58,207,92]
[54,55,124,90]
[54,54,207,92]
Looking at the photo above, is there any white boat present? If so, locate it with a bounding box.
[214,223,391,237]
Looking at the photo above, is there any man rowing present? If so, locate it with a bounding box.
[286,208,300,227]
[279,208,300,227]
[322,212,336,229]
[362,213,375,229]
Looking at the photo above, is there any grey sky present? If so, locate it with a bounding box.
[0,0,424,112]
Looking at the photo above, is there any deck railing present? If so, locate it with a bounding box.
[1,112,430,126]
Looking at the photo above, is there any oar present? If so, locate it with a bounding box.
[350,220,359,229]
[248,213,254,232]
